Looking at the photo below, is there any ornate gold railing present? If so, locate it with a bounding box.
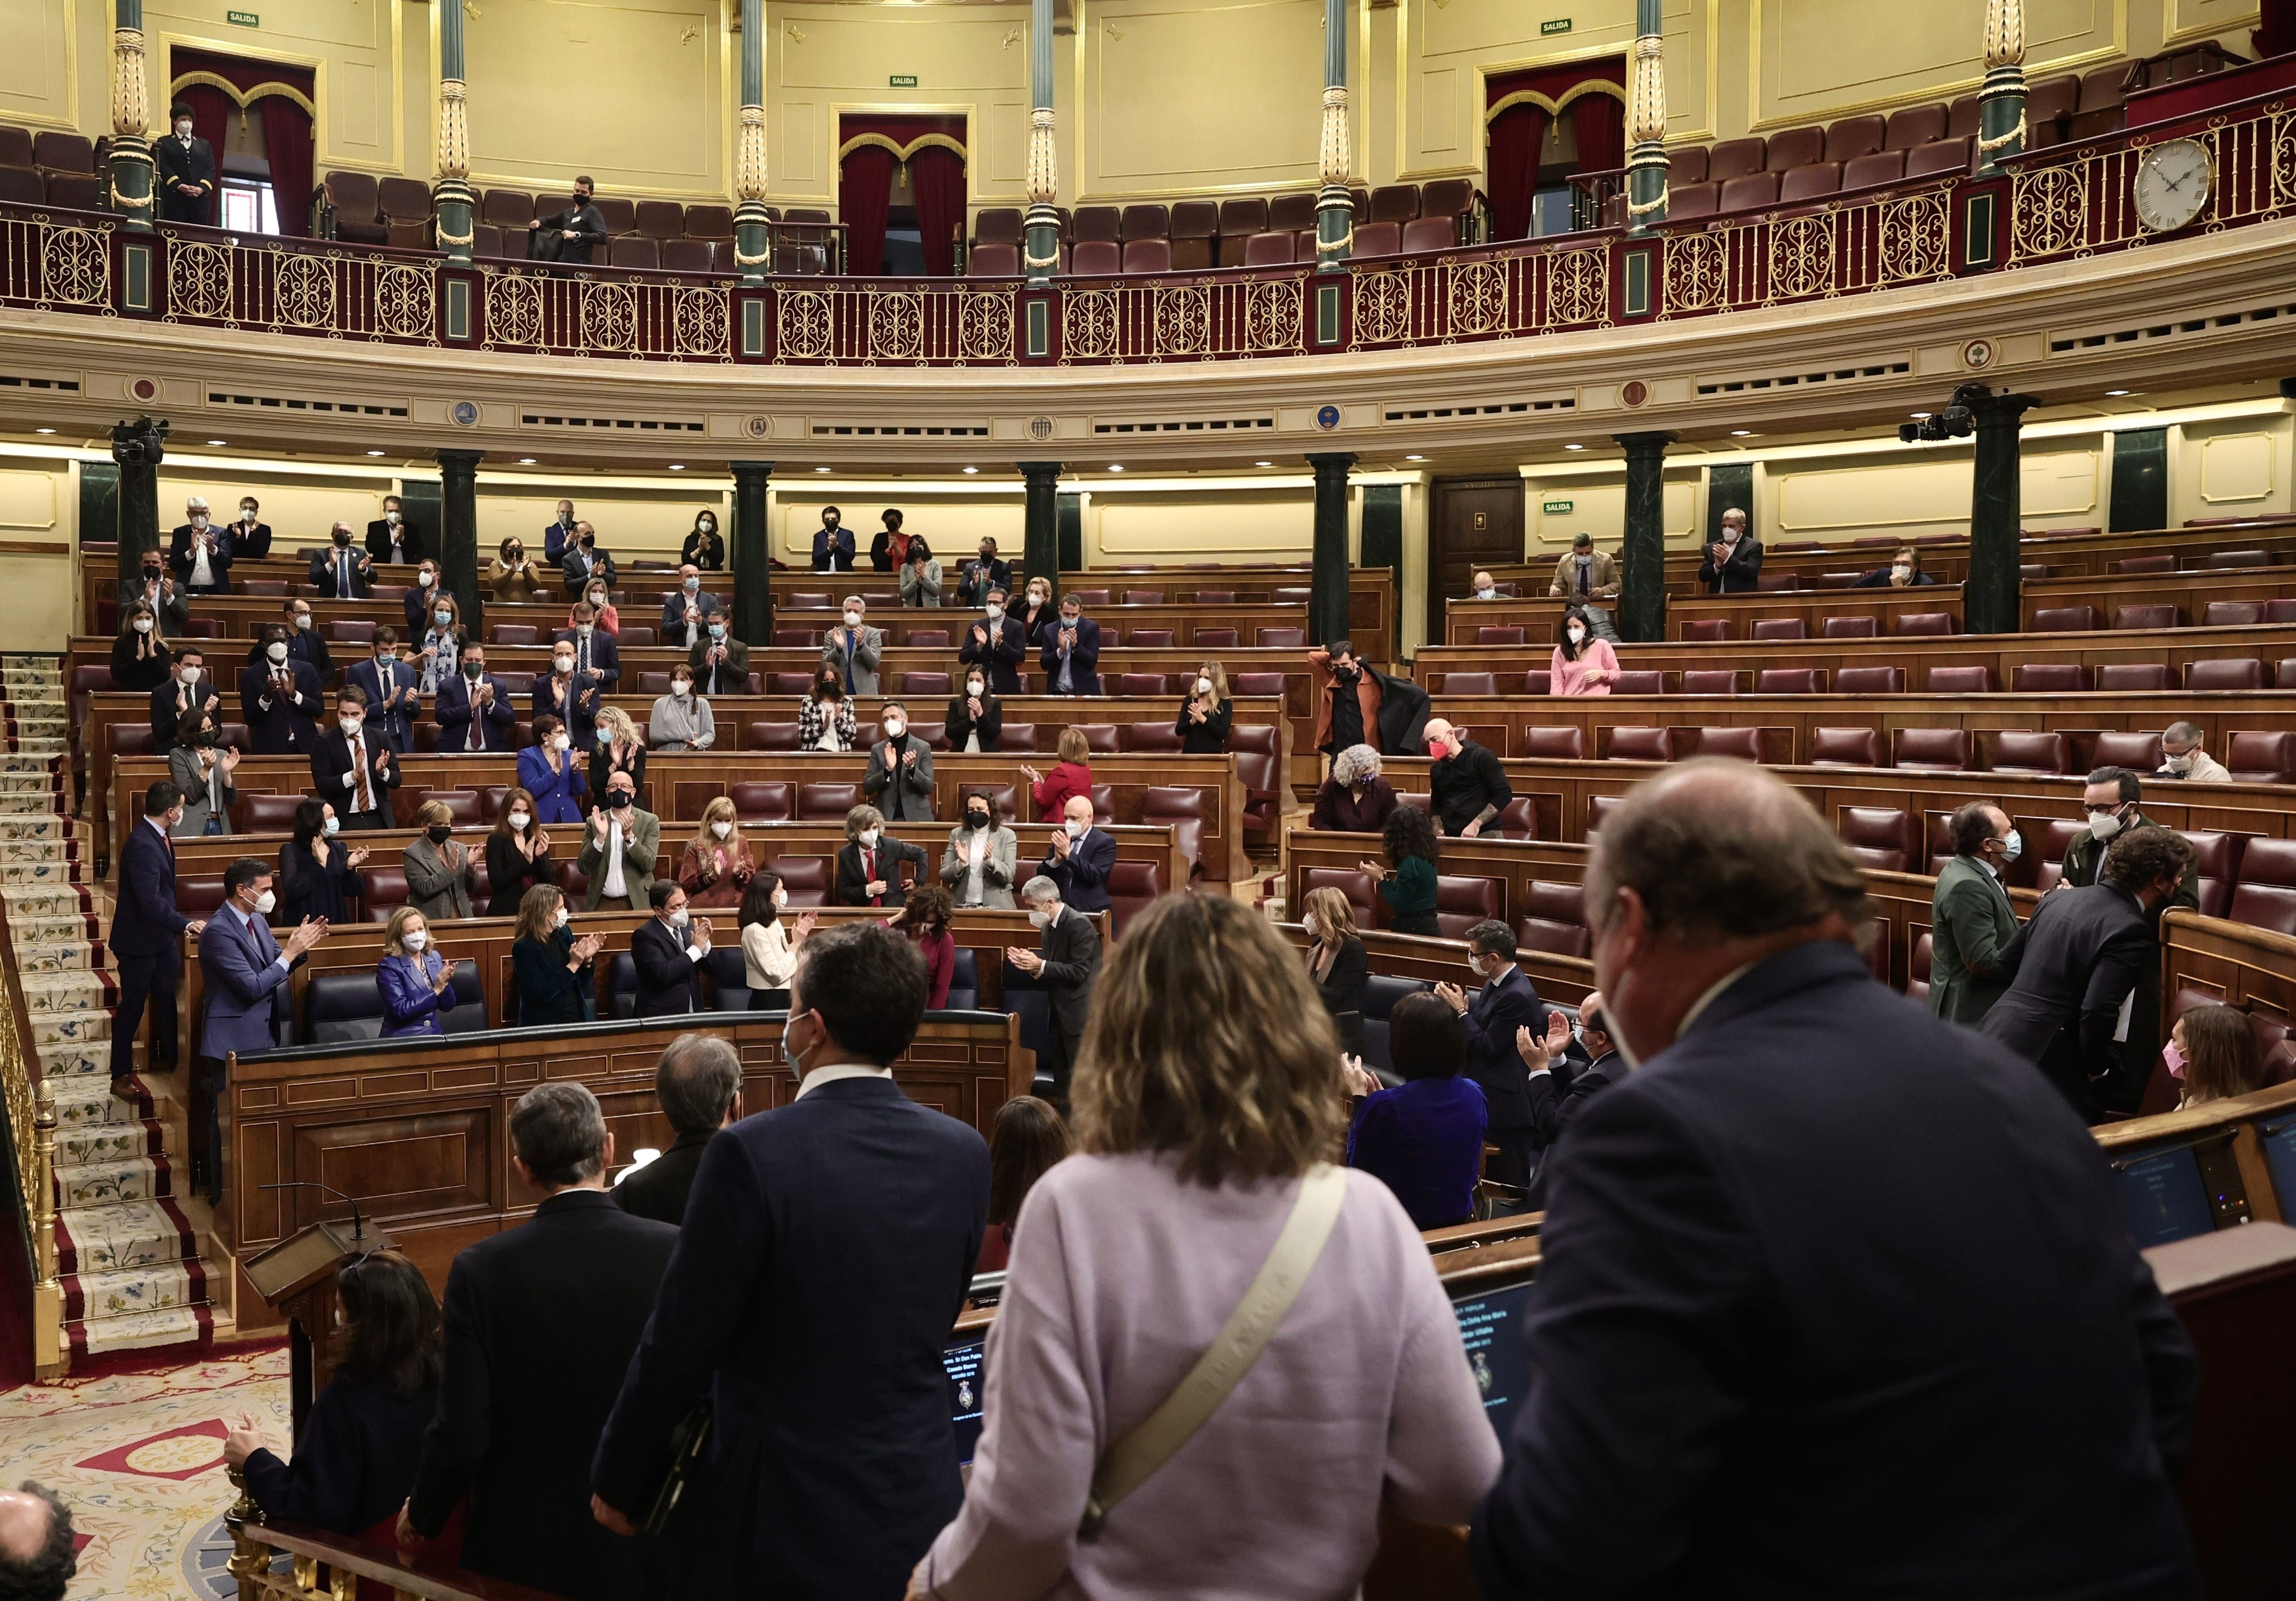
[2009,105,2296,262]
[226,1468,564,1600]
[0,838,61,1379]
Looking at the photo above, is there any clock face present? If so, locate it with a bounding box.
[2133,139,2211,234]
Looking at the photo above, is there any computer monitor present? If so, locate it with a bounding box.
[1449,1268,1537,1443]
[944,1332,988,1466]
[2112,1144,2218,1248]
[2256,1112,2296,1220]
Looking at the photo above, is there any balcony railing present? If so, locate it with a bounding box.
[1,94,2289,369]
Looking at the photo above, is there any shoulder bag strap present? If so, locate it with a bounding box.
[1081,1163,1349,1536]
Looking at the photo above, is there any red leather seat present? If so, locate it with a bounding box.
[2228,732,2296,784]
[1074,725,1120,754]
[1764,126,1825,171]
[1242,231,1294,268]
[1840,806,1917,871]
[1669,148,1709,184]
[2114,554,2176,574]
[1697,728,1762,761]
[1610,671,1665,694]
[729,781,792,822]
[772,630,819,648]
[634,200,685,240]
[1884,105,1947,151]
[1072,240,1121,275]
[413,788,483,825]
[1892,612,1956,636]
[1522,727,1585,761]
[796,782,860,821]
[1120,203,1170,241]
[1433,875,1501,939]
[1925,665,1997,692]
[968,243,1019,276]
[1442,672,1499,696]
[2113,604,2181,630]
[1520,671,1553,696]
[1124,723,1184,754]
[2267,601,2296,624]
[235,791,310,831]
[2011,663,2092,692]
[609,237,661,270]
[1231,673,1285,697]
[1518,917,1590,958]
[1893,728,1972,772]
[2091,731,2166,771]
[1843,150,1907,189]
[2095,664,2171,692]
[1120,239,1171,274]
[1756,669,1823,693]
[1909,932,1933,1002]
[1906,137,1974,179]
[1681,620,1731,641]
[1193,628,1240,648]
[1123,629,1174,647]
[2229,839,2296,935]
[1586,794,1625,835]
[1707,138,1766,182]
[1680,671,1739,696]
[1476,626,1526,645]
[1256,627,1305,648]
[1755,572,1801,592]
[1825,114,1887,162]
[2187,659,2264,691]
[2182,831,2248,920]
[1120,589,1166,605]
[1072,206,1121,243]
[766,857,831,907]
[1832,666,1904,693]
[2206,549,2270,568]
[2031,606,2100,632]
[1780,163,1842,204]
[1607,727,1673,762]
[1303,867,1376,927]
[359,865,410,920]
[1669,182,1719,219]
[1990,731,2072,776]
[1116,673,1167,697]
[488,624,538,646]
[1810,727,1885,767]
[1720,173,1781,211]
[744,722,800,751]
[1751,618,1808,641]
[998,724,1040,753]
[2203,601,2265,626]
[1400,216,1455,253]
[1368,184,1421,223]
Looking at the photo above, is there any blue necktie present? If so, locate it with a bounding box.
[842,631,855,692]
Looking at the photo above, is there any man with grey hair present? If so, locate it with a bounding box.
[1696,505,1762,593]
[1007,873,1101,1109]
[616,1032,743,1225]
[400,1082,677,1601]
[1473,760,2198,1600]
[169,494,232,594]
[0,1483,75,1601]
[2156,721,2230,783]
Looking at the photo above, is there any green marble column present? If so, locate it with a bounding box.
[1021,462,1063,601]
[1308,452,1356,647]
[1614,430,1676,642]
[436,449,484,639]
[1313,0,1352,272]
[1966,391,2035,635]
[731,461,775,646]
[109,418,166,592]
[433,0,475,263]
[1023,0,1060,284]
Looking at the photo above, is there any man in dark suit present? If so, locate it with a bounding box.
[249,599,332,682]
[835,806,927,909]
[1040,593,1102,696]
[309,688,400,831]
[228,495,273,559]
[560,525,615,598]
[309,524,375,599]
[1039,794,1116,914]
[401,1082,678,1601]
[688,624,749,696]
[434,641,516,753]
[534,646,603,752]
[151,647,217,752]
[632,882,711,1016]
[554,603,621,690]
[544,500,579,564]
[528,177,608,266]
[862,702,936,824]
[591,925,988,1596]
[660,566,723,650]
[239,629,324,754]
[810,505,855,572]
[169,499,232,593]
[344,629,423,754]
[403,562,456,636]
[1930,801,2022,1026]
[1011,874,1101,1109]
[1520,992,1623,1208]
[1436,920,1541,1189]
[1696,508,1763,594]
[1472,760,2198,1601]
[196,858,329,1198]
[2058,767,2200,912]
[953,537,1012,608]
[958,587,1029,695]
[1982,826,2196,1118]
[128,547,191,634]
[365,495,421,564]
[110,783,205,1086]
[154,103,216,224]
[614,1034,741,1226]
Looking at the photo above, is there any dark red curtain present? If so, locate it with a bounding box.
[1571,93,1625,178]
[1486,104,1550,241]
[174,82,232,225]
[258,94,314,236]
[838,143,896,277]
[912,145,966,276]
[2261,0,2296,55]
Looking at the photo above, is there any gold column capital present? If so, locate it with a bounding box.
[1319,84,1351,189]
[737,104,768,203]
[1627,31,1668,147]
[1985,0,2026,70]
[436,77,471,184]
[1027,105,1058,210]
[111,26,149,139]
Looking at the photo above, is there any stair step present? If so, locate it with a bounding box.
[64,1302,213,1359]
[50,1076,153,1129]
[15,942,93,974]
[39,1038,112,1076]
[61,1260,208,1324]
[55,1196,197,1274]
[22,971,109,1012]
[54,1119,165,1170]
[5,884,91,917]
[54,1152,172,1209]
[29,1009,107,1047]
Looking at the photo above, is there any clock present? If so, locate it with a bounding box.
[2132,138,2212,234]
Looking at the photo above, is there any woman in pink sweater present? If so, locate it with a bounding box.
[910,895,1498,1601]
[1549,604,1620,696]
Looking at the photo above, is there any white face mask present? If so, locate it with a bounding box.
[322,815,340,836]
[1302,912,1319,937]
[1194,677,1213,696]
[509,811,530,830]
[710,820,733,839]
[294,613,313,630]
[673,679,694,697]
[551,733,572,752]
[191,513,209,529]
[554,906,570,929]
[179,666,202,687]
[699,520,715,534]
[1475,587,1496,600]
[966,680,984,698]
[386,511,401,525]
[773,887,789,909]
[1028,908,1052,928]
[2088,808,2125,840]
[266,642,288,664]
[684,576,700,592]
[858,829,880,849]
[403,929,428,951]
[1065,818,1085,838]
[553,655,576,675]
[588,592,608,609]
[576,624,594,639]
[252,889,277,915]
[241,508,258,523]
[986,606,1004,622]
[2165,753,2196,775]
[419,570,437,587]
[1891,564,1913,581]
[175,120,193,138]
[843,610,863,628]
[1566,626,1586,644]
[668,908,691,928]
[339,718,362,737]
[883,720,906,740]
[133,617,153,633]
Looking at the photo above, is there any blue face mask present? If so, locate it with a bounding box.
[1999,831,2024,861]
[434,610,452,626]
[322,815,340,837]
[708,622,725,639]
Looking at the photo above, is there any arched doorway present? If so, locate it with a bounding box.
[167,45,316,234]
[836,114,967,276]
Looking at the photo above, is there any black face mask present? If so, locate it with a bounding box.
[609,791,634,809]
[142,564,162,579]
[426,825,453,844]
[581,537,596,550]
[967,812,990,829]
[192,728,216,747]
[573,193,591,207]
[332,531,351,547]
[1333,663,1359,684]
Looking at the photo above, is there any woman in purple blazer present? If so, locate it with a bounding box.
[377,907,458,1037]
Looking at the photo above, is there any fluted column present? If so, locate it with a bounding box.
[1021,462,1063,599]
[1624,0,1668,236]
[1313,0,1352,272]
[734,0,770,285]
[107,0,153,232]
[1977,0,2028,175]
[1023,0,1059,284]
[434,0,475,263]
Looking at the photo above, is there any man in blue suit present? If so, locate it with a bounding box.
[194,857,330,1200]
[553,603,620,690]
[560,524,615,599]
[544,499,579,564]
[1038,793,1116,914]
[809,505,855,572]
[344,628,423,754]
[1040,592,1102,696]
[659,565,723,650]
[239,627,324,754]
[533,644,603,753]
[1472,760,2198,1601]
[110,782,205,1086]
[590,923,989,1598]
[434,641,517,754]
[1435,920,1542,1189]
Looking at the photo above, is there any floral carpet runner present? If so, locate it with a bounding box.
[2,656,213,1360]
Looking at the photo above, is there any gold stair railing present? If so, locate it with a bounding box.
[0,859,63,1378]
[225,1465,570,1601]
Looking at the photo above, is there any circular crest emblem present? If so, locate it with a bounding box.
[1029,415,1054,442]
[1315,404,1341,431]
[450,401,480,427]
[1620,380,1650,408]
[1962,339,1996,370]
[128,378,158,403]
[745,415,771,439]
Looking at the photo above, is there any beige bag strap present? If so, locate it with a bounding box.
[1080,1163,1349,1536]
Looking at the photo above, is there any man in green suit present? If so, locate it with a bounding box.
[1930,802,2022,1026]
[2057,767,2201,912]
[576,770,660,912]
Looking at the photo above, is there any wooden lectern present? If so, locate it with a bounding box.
[242,1217,393,1442]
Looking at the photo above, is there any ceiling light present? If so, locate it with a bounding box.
[517,456,536,465]
[1254,461,1273,468]
[206,439,227,446]
[366,449,386,456]
[962,466,979,475]
[1403,454,1426,462]
[1730,430,1753,437]
[33,427,55,435]
[814,466,831,474]
[668,464,685,471]
[1107,464,1124,472]
[2106,389,2132,397]
[1563,443,1585,451]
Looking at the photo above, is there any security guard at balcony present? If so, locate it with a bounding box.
[155,103,217,225]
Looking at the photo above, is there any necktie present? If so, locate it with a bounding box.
[338,554,350,594]
[842,632,855,692]
[467,680,484,750]
[1578,560,1589,596]
[579,638,590,675]
[865,848,878,904]
[352,735,373,815]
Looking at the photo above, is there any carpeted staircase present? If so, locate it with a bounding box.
[1,655,214,1362]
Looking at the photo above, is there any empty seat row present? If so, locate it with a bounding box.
[1439,658,2296,697]
[1612,598,2296,644]
[0,126,96,176]
[968,181,1481,275]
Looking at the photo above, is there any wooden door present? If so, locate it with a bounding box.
[1428,478,1525,639]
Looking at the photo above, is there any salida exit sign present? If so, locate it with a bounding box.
[1544,499,1575,515]
[889,75,919,88]
[1541,18,1573,36]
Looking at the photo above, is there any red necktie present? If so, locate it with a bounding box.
[865,849,878,905]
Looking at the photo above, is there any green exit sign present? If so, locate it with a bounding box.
[226,9,260,23]
[1544,499,1575,514]
[1540,17,1573,35]
[888,74,918,88]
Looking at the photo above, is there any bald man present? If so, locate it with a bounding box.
[1425,718,1512,839]
[1473,759,2198,1601]
[0,1482,75,1600]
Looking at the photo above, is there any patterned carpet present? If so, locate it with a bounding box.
[0,1341,290,1598]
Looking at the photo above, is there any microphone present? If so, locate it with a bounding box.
[260,1180,372,1247]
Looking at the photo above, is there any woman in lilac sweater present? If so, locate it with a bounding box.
[1549,603,1621,696]
[911,895,1498,1600]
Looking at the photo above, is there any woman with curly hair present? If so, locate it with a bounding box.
[1360,802,1440,937]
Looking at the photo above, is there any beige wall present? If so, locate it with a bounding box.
[138,0,408,175]
[2178,412,2292,523]
[0,459,75,654]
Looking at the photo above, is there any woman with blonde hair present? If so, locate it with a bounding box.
[571,576,621,637]
[1176,660,1232,754]
[414,592,465,694]
[1300,885,1367,1056]
[378,906,459,1037]
[110,599,171,691]
[402,800,477,921]
[912,893,1498,1598]
[510,884,603,1026]
[2171,1003,2264,1109]
[1020,726,1094,822]
[591,703,647,798]
[678,797,755,910]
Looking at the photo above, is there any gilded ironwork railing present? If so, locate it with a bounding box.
[770,280,1015,364]
[479,262,733,362]
[157,228,443,345]
[0,851,61,1379]
[1052,272,1309,363]
[2009,106,2296,263]
[0,209,115,311]
[1657,183,1954,317]
[1348,244,1612,349]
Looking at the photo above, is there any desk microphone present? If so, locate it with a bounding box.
[261,1180,373,1246]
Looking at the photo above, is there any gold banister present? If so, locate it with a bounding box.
[0,839,63,1378]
